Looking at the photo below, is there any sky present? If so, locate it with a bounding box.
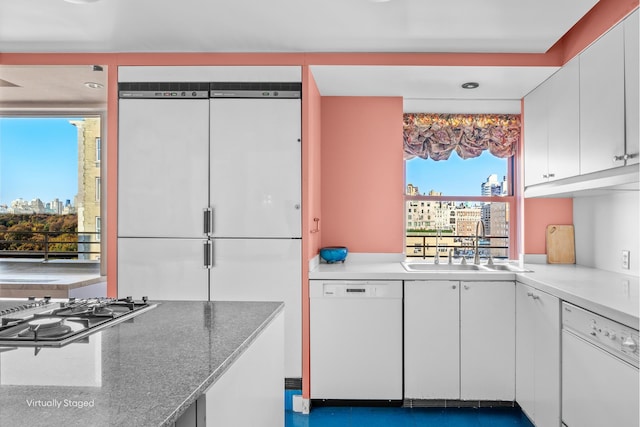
[406,150,507,196]
[0,117,79,206]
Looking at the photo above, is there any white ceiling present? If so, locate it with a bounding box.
[0,0,600,112]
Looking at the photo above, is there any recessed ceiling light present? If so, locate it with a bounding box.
[461,82,480,89]
[369,0,392,3]
[84,82,104,89]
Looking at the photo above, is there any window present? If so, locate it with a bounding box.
[95,137,101,163]
[0,116,102,261]
[403,113,519,261]
[95,217,101,242]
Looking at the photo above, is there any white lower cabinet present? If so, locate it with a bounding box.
[515,282,561,427]
[405,280,515,401]
[405,280,460,399]
[460,281,515,401]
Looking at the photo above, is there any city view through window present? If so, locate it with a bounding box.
[0,117,101,260]
[405,151,511,260]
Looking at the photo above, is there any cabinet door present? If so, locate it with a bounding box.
[460,281,515,400]
[547,58,580,181]
[404,281,460,399]
[625,10,639,166]
[515,283,536,420]
[118,99,210,238]
[117,237,209,300]
[532,286,560,427]
[580,23,626,174]
[524,82,550,187]
[210,98,301,238]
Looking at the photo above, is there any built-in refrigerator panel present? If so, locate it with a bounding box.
[118,238,209,301]
[209,98,301,238]
[210,238,302,377]
[118,99,210,238]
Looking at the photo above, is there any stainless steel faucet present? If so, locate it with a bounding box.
[474,221,485,265]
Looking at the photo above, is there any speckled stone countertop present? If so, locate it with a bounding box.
[0,300,284,427]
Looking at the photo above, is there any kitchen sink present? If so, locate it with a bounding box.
[401,262,483,272]
[482,264,533,272]
[401,261,533,273]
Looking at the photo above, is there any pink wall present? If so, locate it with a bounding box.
[523,198,574,254]
[555,0,639,63]
[320,97,404,253]
[301,66,321,398]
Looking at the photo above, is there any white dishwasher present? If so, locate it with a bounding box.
[561,302,639,427]
[310,280,403,401]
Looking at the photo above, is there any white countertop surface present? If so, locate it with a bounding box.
[309,255,639,329]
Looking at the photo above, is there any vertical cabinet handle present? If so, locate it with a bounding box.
[204,240,213,269]
[203,208,212,235]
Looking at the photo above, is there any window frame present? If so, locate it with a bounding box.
[95,176,101,202]
[95,137,101,163]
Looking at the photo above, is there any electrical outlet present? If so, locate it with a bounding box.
[622,250,630,270]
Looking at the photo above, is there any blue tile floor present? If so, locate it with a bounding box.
[285,406,535,427]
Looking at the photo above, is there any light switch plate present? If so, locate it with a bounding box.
[622,250,630,269]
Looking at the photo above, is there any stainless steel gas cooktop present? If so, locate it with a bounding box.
[0,296,156,348]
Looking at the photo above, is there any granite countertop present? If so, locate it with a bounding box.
[0,300,284,427]
[310,256,639,328]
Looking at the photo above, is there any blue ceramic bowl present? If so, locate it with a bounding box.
[320,246,348,263]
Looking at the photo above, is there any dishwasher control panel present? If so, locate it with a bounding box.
[562,302,638,367]
[310,281,403,298]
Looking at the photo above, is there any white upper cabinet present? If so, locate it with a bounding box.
[524,59,580,187]
[547,58,581,180]
[624,10,639,166]
[525,13,639,196]
[579,23,626,175]
[524,79,550,187]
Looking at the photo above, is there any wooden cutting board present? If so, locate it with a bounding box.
[546,225,575,264]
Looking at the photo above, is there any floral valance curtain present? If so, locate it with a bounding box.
[403,113,521,161]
